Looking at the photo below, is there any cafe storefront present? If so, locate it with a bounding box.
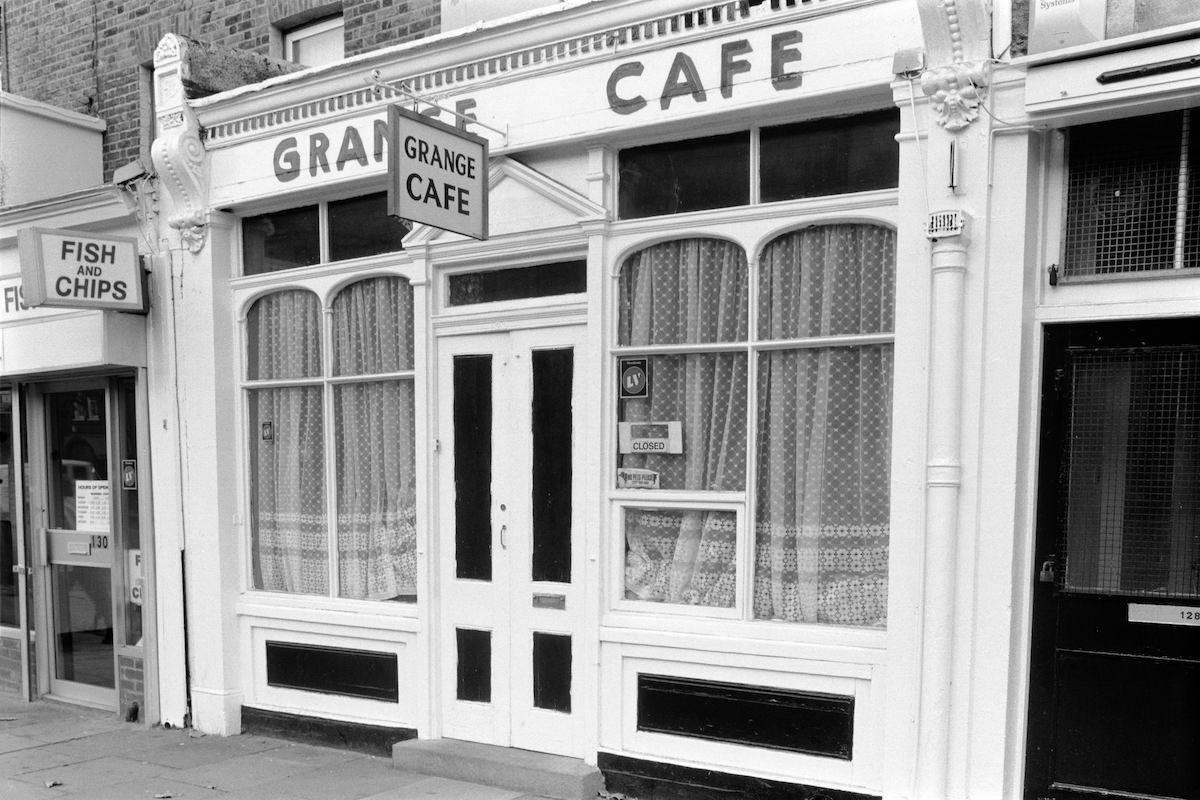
[144,0,1058,798]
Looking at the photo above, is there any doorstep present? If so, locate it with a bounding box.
[392,738,603,800]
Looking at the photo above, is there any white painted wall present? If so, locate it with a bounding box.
[0,92,105,207]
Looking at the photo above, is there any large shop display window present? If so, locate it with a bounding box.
[616,227,894,627]
[613,110,896,628]
[244,276,417,601]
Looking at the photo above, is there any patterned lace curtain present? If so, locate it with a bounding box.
[618,238,748,607]
[332,277,417,600]
[248,290,328,594]
[754,224,894,625]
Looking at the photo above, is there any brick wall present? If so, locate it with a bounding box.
[118,653,143,719]
[0,634,22,695]
[0,0,441,182]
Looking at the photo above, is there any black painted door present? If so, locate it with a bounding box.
[1026,320,1200,800]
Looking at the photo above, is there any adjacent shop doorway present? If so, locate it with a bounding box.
[437,325,585,757]
[1026,319,1200,800]
[24,377,147,711]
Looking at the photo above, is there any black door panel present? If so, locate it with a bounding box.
[1026,320,1200,800]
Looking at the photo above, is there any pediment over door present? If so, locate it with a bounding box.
[403,157,607,248]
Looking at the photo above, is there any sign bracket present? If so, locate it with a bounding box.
[366,70,509,144]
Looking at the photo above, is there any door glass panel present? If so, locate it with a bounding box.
[454,355,492,581]
[46,388,114,689]
[456,628,491,702]
[532,632,571,712]
[51,565,113,687]
[531,349,572,584]
[1063,347,1200,598]
[1,388,16,627]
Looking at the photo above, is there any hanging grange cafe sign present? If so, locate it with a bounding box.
[17,228,146,313]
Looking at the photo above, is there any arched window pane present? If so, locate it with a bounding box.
[332,277,415,376]
[618,238,748,346]
[758,224,895,340]
[753,224,895,626]
[246,290,322,380]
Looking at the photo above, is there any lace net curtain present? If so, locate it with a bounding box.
[249,290,327,594]
[755,225,893,626]
[249,278,417,600]
[619,239,747,607]
[332,278,417,600]
[618,227,893,626]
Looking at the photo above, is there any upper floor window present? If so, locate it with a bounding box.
[617,109,899,220]
[1063,108,1200,278]
[616,224,895,627]
[284,15,345,67]
[245,276,417,601]
[242,193,410,275]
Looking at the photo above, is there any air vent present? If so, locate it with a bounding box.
[925,210,967,239]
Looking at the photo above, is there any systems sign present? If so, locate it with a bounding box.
[17,228,146,313]
[388,105,489,240]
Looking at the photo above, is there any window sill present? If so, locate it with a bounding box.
[237,591,421,634]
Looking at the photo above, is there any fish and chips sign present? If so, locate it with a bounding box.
[388,105,489,241]
[17,228,146,313]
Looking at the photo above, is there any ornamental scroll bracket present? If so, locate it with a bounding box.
[151,114,208,253]
[915,0,993,132]
[151,34,210,254]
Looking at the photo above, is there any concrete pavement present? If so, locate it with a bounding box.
[0,695,560,800]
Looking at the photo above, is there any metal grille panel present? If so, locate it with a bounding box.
[1063,111,1195,277]
[1061,346,1200,598]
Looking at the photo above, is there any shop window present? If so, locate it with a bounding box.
[753,225,893,626]
[1063,109,1200,277]
[243,193,409,276]
[246,277,417,601]
[760,109,900,202]
[614,224,894,627]
[617,110,899,220]
[446,260,587,306]
[618,134,751,218]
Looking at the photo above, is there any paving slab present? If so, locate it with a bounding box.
[13,754,172,791]
[0,695,572,800]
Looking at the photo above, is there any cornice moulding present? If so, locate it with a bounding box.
[192,0,892,137]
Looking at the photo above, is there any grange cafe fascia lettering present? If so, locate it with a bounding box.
[256,25,807,197]
[17,228,146,313]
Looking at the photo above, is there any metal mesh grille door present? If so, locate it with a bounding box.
[1061,346,1200,599]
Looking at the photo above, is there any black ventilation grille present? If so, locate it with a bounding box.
[265,641,398,702]
[637,673,854,758]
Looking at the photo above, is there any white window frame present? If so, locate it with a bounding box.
[232,195,423,610]
[603,192,898,638]
[283,15,345,67]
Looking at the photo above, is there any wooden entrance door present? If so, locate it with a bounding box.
[1026,320,1200,799]
[437,325,585,756]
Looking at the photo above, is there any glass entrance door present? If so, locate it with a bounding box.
[1,386,33,698]
[28,379,141,709]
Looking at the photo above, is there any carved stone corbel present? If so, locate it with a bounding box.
[151,34,210,253]
[152,116,208,253]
